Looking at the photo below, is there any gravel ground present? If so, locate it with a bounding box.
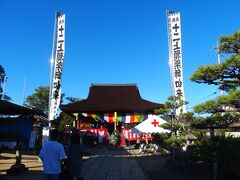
[0,153,43,180]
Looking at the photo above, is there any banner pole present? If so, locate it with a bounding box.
[48,12,58,133]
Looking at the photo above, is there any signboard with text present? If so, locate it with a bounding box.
[49,13,65,120]
[167,12,186,115]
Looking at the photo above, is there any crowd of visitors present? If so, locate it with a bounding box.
[39,129,86,180]
[38,128,156,180]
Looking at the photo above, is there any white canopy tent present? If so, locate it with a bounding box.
[130,115,170,134]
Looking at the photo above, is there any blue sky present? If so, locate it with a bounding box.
[0,0,240,111]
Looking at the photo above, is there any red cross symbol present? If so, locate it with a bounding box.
[151,119,159,127]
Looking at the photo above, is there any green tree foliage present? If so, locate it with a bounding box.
[160,122,182,133]
[155,95,189,127]
[191,136,240,179]
[155,95,187,121]
[0,65,11,101]
[57,112,75,132]
[155,95,190,147]
[178,112,194,125]
[25,86,72,130]
[190,31,240,129]
[192,112,240,129]
[57,97,80,132]
[193,89,240,114]
[164,136,186,147]
[190,31,240,92]
[189,31,240,178]
[65,97,81,103]
[0,65,6,93]
[192,89,240,130]
[24,86,50,113]
[24,86,64,114]
[218,31,240,54]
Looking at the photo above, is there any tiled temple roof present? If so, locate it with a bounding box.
[60,84,163,113]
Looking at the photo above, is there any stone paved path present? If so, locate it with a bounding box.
[84,146,148,180]
[0,145,149,180]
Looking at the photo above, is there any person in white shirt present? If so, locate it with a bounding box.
[39,129,66,180]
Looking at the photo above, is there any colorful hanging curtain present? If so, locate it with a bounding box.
[81,113,150,123]
[81,113,101,122]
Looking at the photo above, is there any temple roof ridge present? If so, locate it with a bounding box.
[91,83,137,87]
[60,84,163,113]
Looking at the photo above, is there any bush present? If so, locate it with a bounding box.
[165,137,186,147]
[215,136,240,179]
[192,135,240,179]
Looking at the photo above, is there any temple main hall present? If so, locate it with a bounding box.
[60,84,163,143]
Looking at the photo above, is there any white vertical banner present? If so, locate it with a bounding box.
[29,131,37,148]
[42,126,50,144]
[167,12,186,115]
[49,13,65,121]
